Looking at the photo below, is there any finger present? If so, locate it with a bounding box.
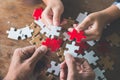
[82,36,95,41]
[75,17,92,31]
[53,9,62,26]
[82,60,93,70]
[42,8,53,25]
[60,68,67,80]
[68,28,74,32]
[60,61,67,80]
[20,46,36,59]
[65,54,77,78]
[28,45,47,64]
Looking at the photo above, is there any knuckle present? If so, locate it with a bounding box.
[14,48,22,54]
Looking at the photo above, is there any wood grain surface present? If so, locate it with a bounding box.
[0,0,120,80]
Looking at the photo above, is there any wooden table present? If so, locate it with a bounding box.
[0,0,120,80]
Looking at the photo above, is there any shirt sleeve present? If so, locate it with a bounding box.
[113,0,120,10]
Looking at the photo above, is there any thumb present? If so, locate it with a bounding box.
[28,45,47,64]
[53,10,62,26]
[65,54,77,80]
[75,17,92,31]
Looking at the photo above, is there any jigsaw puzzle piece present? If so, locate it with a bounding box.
[98,56,114,70]
[20,26,33,39]
[47,61,60,76]
[83,50,99,66]
[6,27,22,40]
[33,7,43,20]
[42,38,63,52]
[67,29,86,43]
[76,12,88,23]
[64,41,79,57]
[29,22,41,37]
[106,33,120,46]
[30,34,44,46]
[94,67,106,80]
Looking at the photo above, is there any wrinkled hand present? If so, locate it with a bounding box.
[60,54,95,80]
[4,45,47,80]
[42,0,64,26]
[75,11,107,41]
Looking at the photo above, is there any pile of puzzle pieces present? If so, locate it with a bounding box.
[6,7,118,80]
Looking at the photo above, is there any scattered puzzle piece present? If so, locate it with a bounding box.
[64,41,79,57]
[106,33,120,46]
[47,61,60,76]
[29,22,41,37]
[67,29,86,43]
[7,26,33,40]
[42,38,63,52]
[76,12,88,23]
[98,56,114,70]
[87,40,96,46]
[84,50,99,65]
[63,32,71,41]
[6,27,22,40]
[20,25,33,39]
[40,25,62,38]
[94,67,106,80]
[30,34,44,46]
[33,8,43,20]
[56,48,65,62]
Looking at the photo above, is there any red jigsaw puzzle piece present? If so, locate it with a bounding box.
[33,8,43,20]
[75,41,89,54]
[67,29,86,43]
[42,38,63,52]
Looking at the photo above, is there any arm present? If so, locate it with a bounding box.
[41,0,64,26]
[75,2,120,41]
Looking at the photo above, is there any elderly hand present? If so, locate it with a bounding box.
[60,54,95,80]
[42,0,64,26]
[4,45,47,80]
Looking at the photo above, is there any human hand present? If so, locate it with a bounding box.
[42,0,64,26]
[60,54,95,80]
[4,45,47,80]
[75,11,107,41]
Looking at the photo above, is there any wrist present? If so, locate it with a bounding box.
[100,5,120,23]
[42,0,62,6]
[3,73,18,80]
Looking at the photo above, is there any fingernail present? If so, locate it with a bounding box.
[40,45,47,53]
[54,21,59,26]
[65,54,71,61]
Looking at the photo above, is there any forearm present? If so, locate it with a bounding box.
[100,5,120,24]
[42,0,62,5]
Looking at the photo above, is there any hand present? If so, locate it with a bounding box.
[60,54,95,80]
[42,0,64,26]
[75,5,120,41]
[75,11,107,41]
[4,45,47,80]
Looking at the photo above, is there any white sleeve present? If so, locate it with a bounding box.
[113,2,120,10]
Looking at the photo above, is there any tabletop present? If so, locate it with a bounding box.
[0,0,120,80]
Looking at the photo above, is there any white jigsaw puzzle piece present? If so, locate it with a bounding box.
[64,41,79,57]
[6,27,22,40]
[87,40,96,46]
[83,50,99,65]
[34,19,45,28]
[94,67,106,80]
[76,12,88,23]
[20,26,33,40]
[63,32,71,41]
[47,61,60,76]
[40,25,61,38]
